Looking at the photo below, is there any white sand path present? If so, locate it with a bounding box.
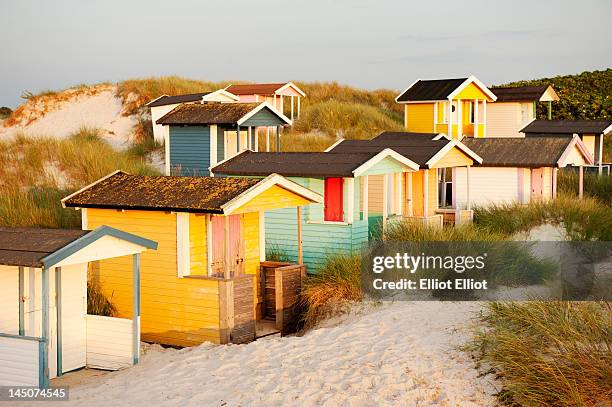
[30,302,497,407]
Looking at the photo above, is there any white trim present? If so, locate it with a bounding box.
[347,178,354,224]
[210,124,218,169]
[433,133,450,140]
[61,170,124,207]
[448,98,453,138]
[352,148,419,176]
[176,213,190,278]
[425,140,483,168]
[556,135,594,167]
[447,75,498,102]
[474,99,479,137]
[221,173,323,215]
[395,78,421,103]
[201,89,240,102]
[275,82,306,97]
[324,138,345,152]
[81,208,88,230]
[483,99,487,137]
[396,173,403,215]
[206,215,213,276]
[382,174,389,220]
[457,98,462,139]
[164,130,171,175]
[237,101,292,126]
[602,124,612,135]
[259,211,265,261]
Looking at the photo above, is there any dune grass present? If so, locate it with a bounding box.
[0,128,159,228]
[87,280,116,317]
[292,100,403,139]
[557,168,612,203]
[300,253,363,328]
[471,301,611,406]
[116,76,233,116]
[473,195,612,241]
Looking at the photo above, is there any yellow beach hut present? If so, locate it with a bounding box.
[61,171,321,347]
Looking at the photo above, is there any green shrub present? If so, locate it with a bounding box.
[471,301,611,406]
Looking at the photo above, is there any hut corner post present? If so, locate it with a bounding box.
[18,266,25,336]
[579,165,584,199]
[297,206,303,265]
[40,266,49,389]
[55,267,62,377]
[132,253,141,365]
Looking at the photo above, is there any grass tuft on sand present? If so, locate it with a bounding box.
[471,301,612,406]
[0,128,159,228]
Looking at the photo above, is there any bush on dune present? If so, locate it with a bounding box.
[472,301,611,406]
[292,100,403,139]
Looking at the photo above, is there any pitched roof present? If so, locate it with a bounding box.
[212,150,382,178]
[225,83,300,96]
[146,92,212,107]
[327,133,457,167]
[396,78,467,102]
[521,120,612,135]
[0,227,88,267]
[462,137,582,168]
[156,102,283,125]
[62,171,263,214]
[491,85,558,102]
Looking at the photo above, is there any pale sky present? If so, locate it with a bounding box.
[1,0,611,107]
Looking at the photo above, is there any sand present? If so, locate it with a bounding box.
[32,302,497,407]
[0,85,137,150]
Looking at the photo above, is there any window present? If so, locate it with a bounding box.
[324,177,344,222]
[469,101,475,124]
[437,169,453,208]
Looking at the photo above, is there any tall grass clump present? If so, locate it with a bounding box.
[474,195,612,241]
[383,221,506,242]
[277,132,336,152]
[558,168,612,203]
[472,301,611,406]
[300,253,362,327]
[0,128,159,228]
[117,76,232,116]
[292,100,403,139]
[87,280,116,316]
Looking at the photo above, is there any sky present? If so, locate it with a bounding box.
[1,0,611,107]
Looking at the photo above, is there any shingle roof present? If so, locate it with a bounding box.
[225,83,288,96]
[491,85,552,102]
[63,171,262,214]
[521,120,612,135]
[396,78,467,102]
[462,137,575,167]
[156,103,261,125]
[212,151,378,178]
[146,92,212,107]
[0,227,88,267]
[328,132,452,166]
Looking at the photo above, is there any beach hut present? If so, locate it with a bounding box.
[487,85,559,137]
[61,171,322,347]
[225,82,306,122]
[156,102,292,176]
[395,75,497,138]
[521,119,612,174]
[0,226,157,388]
[212,149,421,272]
[146,90,239,144]
[458,135,594,205]
[326,132,483,227]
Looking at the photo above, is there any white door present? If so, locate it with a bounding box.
[59,264,87,373]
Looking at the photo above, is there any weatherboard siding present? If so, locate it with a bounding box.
[87,209,222,347]
[264,176,367,273]
[405,103,435,133]
[169,126,211,176]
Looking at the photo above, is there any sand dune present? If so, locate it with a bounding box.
[41,302,497,407]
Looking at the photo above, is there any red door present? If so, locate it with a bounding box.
[324,177,344,222]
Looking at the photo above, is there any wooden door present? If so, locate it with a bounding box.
[411,171,424,216]
[211,215,244,277]
[324,177,344,222]
[531,168,543,201]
